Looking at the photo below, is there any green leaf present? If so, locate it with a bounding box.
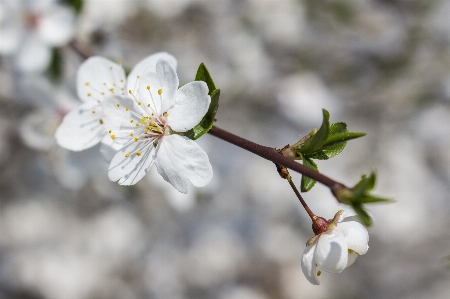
[185,88,220,140]
[307,142,347,160]
[352,171,377,199]
[352,204,372,226]
[297,109,330,154]
[195,62,216,94]
[62,0,84,14]
[354,195,394,204]
[185,63,220,140]
[300,156,318,192]
[46,48,62,81]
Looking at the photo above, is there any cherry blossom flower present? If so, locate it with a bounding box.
[55,52,177,160]
[0,0,76,72]
[102,58,213,193]
[301,210,369,285]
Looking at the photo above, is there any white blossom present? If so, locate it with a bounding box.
[55,52,177,160]
[301,210,369,285]
[102,58,212,193]
[0,0,76,72]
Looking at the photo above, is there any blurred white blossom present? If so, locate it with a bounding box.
[0,0,76,72]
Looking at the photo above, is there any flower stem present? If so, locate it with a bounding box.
[208,126,346,192]
[285,174,316,220]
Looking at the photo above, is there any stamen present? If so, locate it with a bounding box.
[125,153,130,158]
[108,130,112,133]
[136,151,141,156]
[136,123,140,127]
[158,89,162,95]
[128,90,132,94]
[146,86,150,90]
[85,82,90,86]
[87,93,91,97]
[317,270,322,276]
[91,110,96,113]
[116,103,121,107]
[163,112,169,117]
[134,137,139,142]
[137,102,141,105]
[125,107,129,111]
[130,120,134,123]
[130,133,134,137]
[111,135,116,140]
[99,119,104,124]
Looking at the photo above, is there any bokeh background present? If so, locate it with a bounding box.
[1,0,450,298]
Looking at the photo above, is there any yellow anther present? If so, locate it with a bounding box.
[87,93,91,97]
[121,88,124,91]
[109,88,115,93]
[120,79,124,83]
[85,82,90,86]
[146,85,150,90]
[125,153,130,158]
[150,121,155,126]
[147,104,151,107]
[125,107,129,111]
[92,110,96,114]
[130,133,134,137]
[136,151,141,156]
[137,101,141,105]
[116,103,121,107]
[111,135,116,140]
[137,75,140,79]
[134,137,139,142]
[158,89,162,95]
[128,89,132,94]
[108,130,112,133]
[99,119,104,124]
[130,120,134,123]
[144,128,149,133]
[140,117,147,124]
[136,123,140,127]
[97,100,101,103]
[110,66,113,70]
[163,112,169,117]
[119,60,123,65]
[317,270,322,276]
[101,92,105,95]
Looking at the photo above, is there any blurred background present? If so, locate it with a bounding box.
[1,0,450,298]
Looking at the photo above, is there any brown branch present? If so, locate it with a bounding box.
[208,126,345,191]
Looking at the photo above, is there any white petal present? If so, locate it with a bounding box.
[315,232,348,273]
[108,140,156,185]
[100,134,122,162]
[126,52,177,97]
[77,56,126,103]
[301,244,320,285]
[16,34,51,73]
[334,222,369,255]
[101,95,142,143]
[55,101,105,151]
[37,4,75,46]
[346,250,359,268]
[155,135,212,193]
[167,81,210,132]
[138,59,179,114]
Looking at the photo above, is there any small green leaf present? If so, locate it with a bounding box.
[300,156,318,192]
[354,195,394,204]
[46,48,62,81]
[352,171,377,199]
[352,204,372,226]
[185,89,220,140]
[62,0,84,14]
[307,142,347,160]
[297,109,330,154]
[195,62,216,94]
